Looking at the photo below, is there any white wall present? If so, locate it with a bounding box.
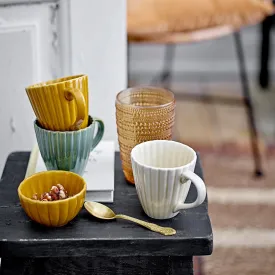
[69,0,127,148]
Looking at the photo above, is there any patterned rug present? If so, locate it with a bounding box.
[173,84,275,275]
[129,72,275,274]
[197,148,275,275]
[177,119,275,275]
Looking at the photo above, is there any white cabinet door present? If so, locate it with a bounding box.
[0,1,59,175]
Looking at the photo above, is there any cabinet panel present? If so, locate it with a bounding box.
[0,2,58,175]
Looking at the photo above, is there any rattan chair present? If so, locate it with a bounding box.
[127,0,275,177]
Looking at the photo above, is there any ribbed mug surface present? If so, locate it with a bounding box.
[26,74,89,131]
[131,140,206,219]
[34,116,104,176]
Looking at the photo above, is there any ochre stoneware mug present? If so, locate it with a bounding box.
[26,74,89,131]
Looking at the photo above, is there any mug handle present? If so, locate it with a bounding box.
[173,170,206,212]
[91,117,104,151]
[64,88,86,130]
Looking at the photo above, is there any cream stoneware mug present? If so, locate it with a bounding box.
[131,140,206,219]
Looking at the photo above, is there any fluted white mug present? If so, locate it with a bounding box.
[131,140,206,219]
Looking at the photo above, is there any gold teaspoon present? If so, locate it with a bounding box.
[84,201,176,236]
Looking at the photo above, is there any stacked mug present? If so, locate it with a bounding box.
[26,74,104,176]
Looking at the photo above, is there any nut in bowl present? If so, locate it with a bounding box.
[18,171,86,227]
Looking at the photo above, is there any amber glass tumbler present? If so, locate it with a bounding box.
[115,86,175,184]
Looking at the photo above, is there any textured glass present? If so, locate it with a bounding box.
[115,86,175,184]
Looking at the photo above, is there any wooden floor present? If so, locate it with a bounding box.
[129,74,275,152]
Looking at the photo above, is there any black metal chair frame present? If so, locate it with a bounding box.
[259,13,274,89]
[129,31,263,177]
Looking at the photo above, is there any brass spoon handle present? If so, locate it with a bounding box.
[115,214,176,236]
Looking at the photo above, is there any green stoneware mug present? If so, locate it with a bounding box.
[34,116,104,176]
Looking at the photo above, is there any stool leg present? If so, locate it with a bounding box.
[151,44,175,88]
[234,31,263,177]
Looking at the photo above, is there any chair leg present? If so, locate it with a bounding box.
[234,31,263,177]
[259,15,273,90]
[127,41,130,86]
[151,44,176,88]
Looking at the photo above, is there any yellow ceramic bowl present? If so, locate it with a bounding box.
[18,171,86,227]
